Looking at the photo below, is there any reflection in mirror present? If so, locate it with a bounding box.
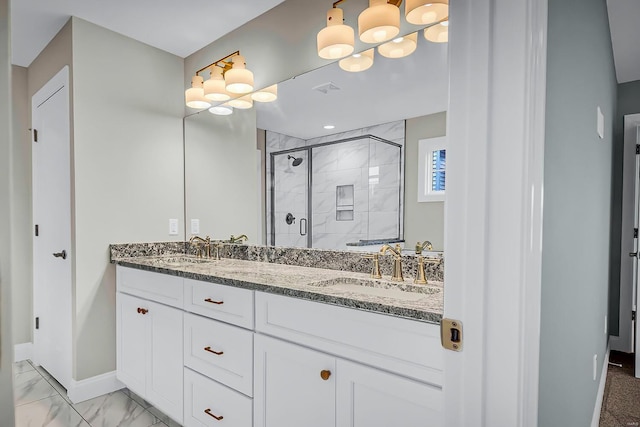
[184,30,448,251]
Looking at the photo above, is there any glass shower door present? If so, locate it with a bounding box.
[271,149,310,247]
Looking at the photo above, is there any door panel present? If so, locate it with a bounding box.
[32,67,72,389]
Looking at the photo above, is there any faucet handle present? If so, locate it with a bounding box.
[362,254,382,279]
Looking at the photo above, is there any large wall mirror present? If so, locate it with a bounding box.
[184,30,448,252]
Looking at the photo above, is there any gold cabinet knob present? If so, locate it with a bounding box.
[320,370,331,380]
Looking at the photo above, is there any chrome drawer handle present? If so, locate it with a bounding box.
[204,346,224,356]
[204,408,223,421]
[204,298,224,305]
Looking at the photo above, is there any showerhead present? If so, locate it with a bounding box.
[287,155,303,167]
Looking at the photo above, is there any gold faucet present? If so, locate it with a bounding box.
[229,234,248,244]
[415,240,433,255]
[380,243,404,282]
[189,235,211,258]
[414,255,442,285]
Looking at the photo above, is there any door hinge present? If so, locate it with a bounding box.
[636,144,640,154]
[33,128,38,142]
[35,224,39,237]
[633,311,636,321]
[441,318,463,351]
[634,228,638,239]
[35,317,39,330]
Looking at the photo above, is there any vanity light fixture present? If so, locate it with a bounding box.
[358,0,401,44]
[378,32,418,58]
[424,18,449,43]
[225,55,254,94]
[209,104,233,116]
[405,0,449,25]
[338,48,374,72]
[251,84,278,102]
[317,1,355,59]
[203,66,231,102]
[185,76,212,109]
[227,94,254,109]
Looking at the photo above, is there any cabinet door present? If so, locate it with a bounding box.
[146,300,184,425]
[336,360,443,427]
[254,335,335,427]
[116,293,147,397]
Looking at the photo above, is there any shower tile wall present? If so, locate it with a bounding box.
[266,120,405,249]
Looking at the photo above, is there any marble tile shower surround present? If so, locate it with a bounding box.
[266,120,405,250]
[110,242,444,283]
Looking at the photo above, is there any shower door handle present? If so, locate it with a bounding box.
[300,218,307,236]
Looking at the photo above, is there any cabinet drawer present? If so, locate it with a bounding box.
[184,278,254,329]
[184,367,252,427]
[255,292,443,386]
[116,266,183,309]
[184,313,253,396]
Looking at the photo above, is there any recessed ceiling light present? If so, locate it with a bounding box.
[324,125,335,130]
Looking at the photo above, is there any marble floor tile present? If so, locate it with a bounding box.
[12,360,35,375]
[43,374,72,404]
[14,369,58,407]
[73,390,162,427]
[15,394,89,427]
[121,389,153,409]
[145,406,181,427]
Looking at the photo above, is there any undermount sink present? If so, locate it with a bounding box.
[306,277,440,301]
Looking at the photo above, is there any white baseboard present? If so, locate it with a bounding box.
[591,345,611,427]
[13,342,33,362]
[67,371,125,404]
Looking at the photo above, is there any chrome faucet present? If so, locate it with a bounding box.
[189,235,211,258]
[380,243,404,282]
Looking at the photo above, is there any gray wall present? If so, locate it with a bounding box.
[405,112,446,251]
[538,0,617,425]
[0,0,15,423]
[11,65,30,346]
[609,79,640,336]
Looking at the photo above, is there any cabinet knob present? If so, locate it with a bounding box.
[137,308,148,315]
[320,370,331,381]
[204,408,223,421]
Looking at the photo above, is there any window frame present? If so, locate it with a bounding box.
[417,136,447,202]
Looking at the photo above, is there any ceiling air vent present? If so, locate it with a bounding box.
[312,82,341,94]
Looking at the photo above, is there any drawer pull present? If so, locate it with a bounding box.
[204,408,223,421]
[204,346,224,356]
[137,308,148,315]
[204,298,224,305]
[320,370,331,380]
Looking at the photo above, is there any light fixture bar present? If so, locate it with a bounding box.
[195,50,241,77]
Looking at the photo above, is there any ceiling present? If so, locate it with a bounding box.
[606,0,640,84]
[10,0,285,67]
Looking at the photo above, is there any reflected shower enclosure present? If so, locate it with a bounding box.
[268,134,403,249]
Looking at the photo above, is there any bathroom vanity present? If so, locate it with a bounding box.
[113,247,444,427]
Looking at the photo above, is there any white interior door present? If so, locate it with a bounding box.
[636,124,640,379]
[32,66,72,390]
[613,114,640,355]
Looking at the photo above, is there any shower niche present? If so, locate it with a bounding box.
[267,125,404,250]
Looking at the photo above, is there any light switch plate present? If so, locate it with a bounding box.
[597,106,604,139]
[169,219,179,235]
[191,219,200,235]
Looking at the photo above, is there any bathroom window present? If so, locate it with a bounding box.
[418,136,447,202]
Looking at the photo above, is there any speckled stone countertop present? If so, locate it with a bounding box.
[114,255,443,324]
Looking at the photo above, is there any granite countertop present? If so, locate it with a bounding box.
[114,255,443,324]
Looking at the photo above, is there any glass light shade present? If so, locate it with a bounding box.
[424,20,449,43]
[405,0,449,25]
[317,8,355,59]
[251,84,278,102]
[209,104,233,116]
[378,32,418,58]
[225,55,254,94]
[358,0,400,44]
[185,76,211,109]
[204,67,231,101]
[227,95,253,109]
[339,49,375,72]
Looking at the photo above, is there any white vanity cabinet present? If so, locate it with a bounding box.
[253,292,444,427]
[116,267,184,425]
